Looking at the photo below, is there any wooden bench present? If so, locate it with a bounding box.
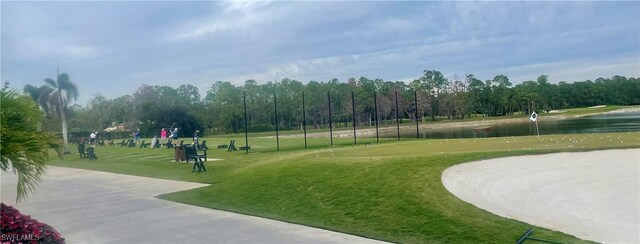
[239,146,250,151]
[119,139,127,147]
[108,140,116,146]
[185,145,207,173]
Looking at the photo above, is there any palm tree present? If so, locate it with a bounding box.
[42,70,79,147]
[1,90,63,202]
[23,84,54,113]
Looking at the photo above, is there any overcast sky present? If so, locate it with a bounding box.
[2,1,639,105]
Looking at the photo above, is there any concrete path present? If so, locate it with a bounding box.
[1,166,386,244]
[442,149,640,244]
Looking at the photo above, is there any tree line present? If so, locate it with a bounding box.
[25,71,640,138]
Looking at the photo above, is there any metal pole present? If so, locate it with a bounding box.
[328,91,333,146]
[302,91,307,149]
[395,90,400,140]
[351,91,357,144]
[415,89,419,139]
[243,91,249,154]
[274,92,279,151]
[374,91,379,143]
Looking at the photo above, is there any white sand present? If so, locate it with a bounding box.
[442,149,640,243]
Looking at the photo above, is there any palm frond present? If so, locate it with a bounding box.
[57,73,70,83]
[44,78,57,89]
[37,86,54,114]
[58,78,79,102]
[1,90,63,202]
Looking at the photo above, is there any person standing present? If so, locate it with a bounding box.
[192,129,200,149]
[171,128,179,140]
[134,129,141,144]
[89,132,97,145]
[160,128,167,144]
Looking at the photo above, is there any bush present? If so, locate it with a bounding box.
[0,203,65,244]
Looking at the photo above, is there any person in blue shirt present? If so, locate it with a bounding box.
[134,129,141,144]
[171,128,179,140]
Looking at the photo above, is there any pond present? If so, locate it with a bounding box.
[396,112,640,139]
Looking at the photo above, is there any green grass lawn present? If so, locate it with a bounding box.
[48,132,640,243]
[559,105,633,115]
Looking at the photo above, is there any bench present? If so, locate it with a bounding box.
[108,140,116,146]
[239,146,250,151]
[184,145,206,173]
[119,139,127,147]
[127,139,136,147]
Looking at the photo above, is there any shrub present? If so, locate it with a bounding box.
[0,203,65,244]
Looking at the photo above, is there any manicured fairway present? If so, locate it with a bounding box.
[48,132,640,243]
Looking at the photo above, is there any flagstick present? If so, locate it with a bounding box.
[535,120,540,138]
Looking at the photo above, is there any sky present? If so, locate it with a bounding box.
[2,1,639,106]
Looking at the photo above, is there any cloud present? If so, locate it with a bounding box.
[222,0,272,13]
[170,1,278,40]
[10,38,102,61]
[220,35,492,83]
[504,56,640,83]
[2,1,638,106]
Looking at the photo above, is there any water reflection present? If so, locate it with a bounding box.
[392,112,640,139]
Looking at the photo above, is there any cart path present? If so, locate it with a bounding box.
[1,166,387,244]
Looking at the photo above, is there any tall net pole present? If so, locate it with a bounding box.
[243,91,249,154]
[395,90,400,140]
[274,92,279,151]
[351,91,357,145]
[302,91,307,149]
[415,89,419,139]
[374,91,379,143]
[328,91,333,146]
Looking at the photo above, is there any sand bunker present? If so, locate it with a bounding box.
[442,149,640,243]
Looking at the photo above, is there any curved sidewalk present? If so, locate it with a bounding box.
[1,166,386,244]
[442,149,640,243]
